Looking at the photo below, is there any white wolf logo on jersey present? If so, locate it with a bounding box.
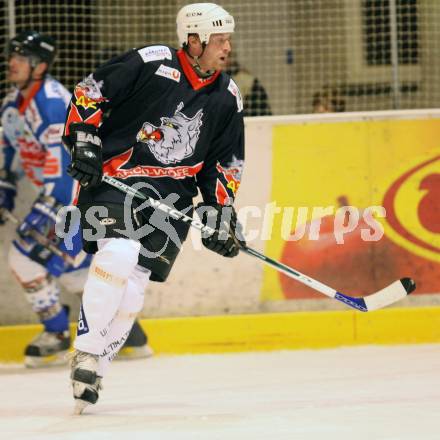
[136,102,203,165]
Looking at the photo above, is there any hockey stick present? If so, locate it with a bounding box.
[1,209,81,266]
[102,175,416,312]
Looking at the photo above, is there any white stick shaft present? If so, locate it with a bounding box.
[102,175,412,312]
[240,246,337,298]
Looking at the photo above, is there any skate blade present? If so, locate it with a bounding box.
[25,350,69,368]
[73,399,89,415]
[116,345,154,360]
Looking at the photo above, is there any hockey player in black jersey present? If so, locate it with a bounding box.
[63,2,245,414]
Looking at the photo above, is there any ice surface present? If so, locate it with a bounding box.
[1,345,440,440]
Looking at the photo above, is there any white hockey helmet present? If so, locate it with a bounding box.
[176,3,235,47]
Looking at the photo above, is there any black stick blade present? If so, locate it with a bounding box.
[400,278,416,294]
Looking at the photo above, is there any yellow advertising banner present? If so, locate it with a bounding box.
[262,118,440,301]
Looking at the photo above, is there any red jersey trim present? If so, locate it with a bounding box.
[103,147,204,179]
[64,105,82,136]
[65,87,104,135]
[177,49,221,91]
[215,179,229,205]
[18,81,43,114]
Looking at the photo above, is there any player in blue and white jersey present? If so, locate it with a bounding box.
[0,31,150,368]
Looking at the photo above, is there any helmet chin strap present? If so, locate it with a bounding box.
[184,43,215,79]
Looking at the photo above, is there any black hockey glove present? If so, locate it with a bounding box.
[196,203,246,258]
[66,123,103,188]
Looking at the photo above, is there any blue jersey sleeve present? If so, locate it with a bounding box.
[38,96,77,205]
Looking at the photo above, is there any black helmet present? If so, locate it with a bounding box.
[8,30,56,66]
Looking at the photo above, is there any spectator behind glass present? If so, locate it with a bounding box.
[226,52,272,116]
[312,86,346,113]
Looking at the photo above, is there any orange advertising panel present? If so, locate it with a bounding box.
[262,118,440,301]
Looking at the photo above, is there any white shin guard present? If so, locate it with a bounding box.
[97,265,151,377]
[74,238,141,356]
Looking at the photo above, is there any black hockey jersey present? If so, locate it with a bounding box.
[64,45,245,211]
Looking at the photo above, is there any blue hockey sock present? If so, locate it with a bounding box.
[43,306,69,333]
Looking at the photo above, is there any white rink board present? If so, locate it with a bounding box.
[1,109,440,325]
[1,345,440,440]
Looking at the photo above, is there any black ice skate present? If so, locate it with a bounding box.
[24,330,71,368]
[117,320,154,360]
